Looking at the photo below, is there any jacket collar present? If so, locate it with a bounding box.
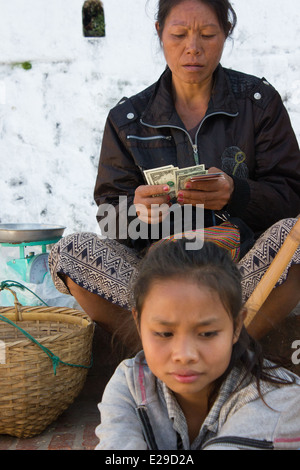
[141,64,239,128]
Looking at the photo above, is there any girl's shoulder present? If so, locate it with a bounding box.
[103,351,157,405]
[231,361,300,408]
[212,365,300,450]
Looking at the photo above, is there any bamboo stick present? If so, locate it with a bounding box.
[244,218,300,327]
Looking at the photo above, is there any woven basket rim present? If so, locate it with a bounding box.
[0,307,94,347]
[0,306,92,325]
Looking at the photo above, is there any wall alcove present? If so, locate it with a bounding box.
[82,0,105,37]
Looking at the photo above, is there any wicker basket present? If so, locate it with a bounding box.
[0,288,94,438]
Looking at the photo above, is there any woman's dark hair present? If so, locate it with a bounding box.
[132,240,295,407]
[156,0,237,39]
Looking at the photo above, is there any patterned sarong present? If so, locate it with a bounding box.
[150,221,241,262]
[49,218,300,310]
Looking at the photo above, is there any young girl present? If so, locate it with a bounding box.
[95,241,300,450]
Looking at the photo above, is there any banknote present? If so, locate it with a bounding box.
[175,165,207,192]
[188,172,223,182]
[143,164,208,198]
[144,165,175,184]
[144,165,179,199]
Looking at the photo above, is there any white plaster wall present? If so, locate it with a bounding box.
[0,0,299,235]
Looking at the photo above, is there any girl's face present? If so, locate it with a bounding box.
[157,0,226,87]
[134,278,243,405]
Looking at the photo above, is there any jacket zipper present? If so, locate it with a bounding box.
[201,436,274,450]
[127,135,172,141]
[136,406,159,450]
[141,111,239,166]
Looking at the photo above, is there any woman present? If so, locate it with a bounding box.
[49,0,300,353]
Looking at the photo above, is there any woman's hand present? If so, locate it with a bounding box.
[134,184,171,224]
[177,167,234,210]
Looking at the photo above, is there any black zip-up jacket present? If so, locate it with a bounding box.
[94,65,300,251]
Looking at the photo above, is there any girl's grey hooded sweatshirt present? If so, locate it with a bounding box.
[96,351,300,450]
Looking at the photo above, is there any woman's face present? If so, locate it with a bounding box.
[135,278,243,405]
[157,0,226,87]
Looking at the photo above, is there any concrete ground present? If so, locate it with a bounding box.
[0,306,299,451]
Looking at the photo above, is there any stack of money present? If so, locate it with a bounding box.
[143,164,208,198]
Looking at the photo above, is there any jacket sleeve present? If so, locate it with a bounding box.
[228,89,300,234]
[95,362,148,450]
[94,110,151,252]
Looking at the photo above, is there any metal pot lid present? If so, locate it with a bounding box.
[0,224,66,243]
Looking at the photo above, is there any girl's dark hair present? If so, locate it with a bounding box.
[132,240,295,406]
[134,240,242,323]
[156,0,237,39]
